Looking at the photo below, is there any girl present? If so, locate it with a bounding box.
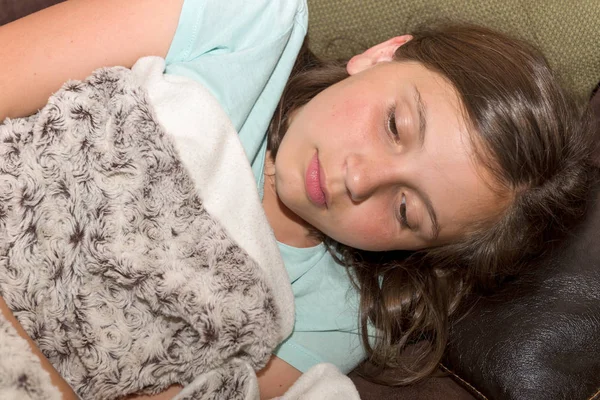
[0,0,596,399]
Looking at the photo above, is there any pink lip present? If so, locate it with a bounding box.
[305,152,328,208]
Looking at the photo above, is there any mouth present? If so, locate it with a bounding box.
[305,151,328,208]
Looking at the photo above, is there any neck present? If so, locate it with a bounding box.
[262,153,321,248]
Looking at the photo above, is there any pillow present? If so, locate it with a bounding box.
[306,0,600,100]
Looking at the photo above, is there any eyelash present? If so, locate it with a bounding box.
[387,107,399,141]
[387,108,411,230]
[399,194,412,230]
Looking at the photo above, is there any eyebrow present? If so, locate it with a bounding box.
[417,187,441,241]
[413,85,427,149]
[410,86,439,240]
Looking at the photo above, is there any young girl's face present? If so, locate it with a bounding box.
[273,61,507,251]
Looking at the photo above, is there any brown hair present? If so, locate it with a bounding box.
[269,22,598,384]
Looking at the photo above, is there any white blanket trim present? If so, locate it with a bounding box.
[131,57,295,342]
[131,57,361,400]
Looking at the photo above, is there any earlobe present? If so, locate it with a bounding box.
[346,35,413,75]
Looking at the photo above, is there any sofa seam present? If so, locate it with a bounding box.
[439,363,488,400]
[440,365,600,400]
[588,386,600,400]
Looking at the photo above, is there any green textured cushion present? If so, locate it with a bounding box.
[307,0,600,98]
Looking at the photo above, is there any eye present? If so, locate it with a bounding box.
[387,107,400,142]
[398,194,412,230]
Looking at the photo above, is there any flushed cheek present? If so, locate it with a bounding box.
[338,98,379,136]
[329,213,397,250]
[314,94,377,139]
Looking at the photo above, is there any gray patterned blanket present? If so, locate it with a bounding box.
[0,58,295,400]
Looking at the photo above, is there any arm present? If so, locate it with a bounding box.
[0,0,184,120]
[0,1,181,390]
[257,356,303,399]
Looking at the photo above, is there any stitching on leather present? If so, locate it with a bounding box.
[439,364,600,400]
[439,363,488,400]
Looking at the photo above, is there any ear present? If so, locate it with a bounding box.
[346,35,413,75]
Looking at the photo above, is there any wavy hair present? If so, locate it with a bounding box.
[268,22,598,384]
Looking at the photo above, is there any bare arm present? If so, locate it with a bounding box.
[0,0,184,120]
[257,356,303,399]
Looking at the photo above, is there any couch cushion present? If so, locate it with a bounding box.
[306,0,600,99]
[349,367,477,400]
[444,188,600,399]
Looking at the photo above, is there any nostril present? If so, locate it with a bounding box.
[344,155,371,202]
[346,173,365,202]
[346,187,355,202]
[349,190,362,203]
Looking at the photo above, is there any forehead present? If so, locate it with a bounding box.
[366,61,457,93]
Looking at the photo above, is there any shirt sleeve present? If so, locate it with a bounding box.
[274,330,366,374]
[164,0,308,163]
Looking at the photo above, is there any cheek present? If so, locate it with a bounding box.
[306,91,375,140]
[274,160,303,208]
[328,206,396,248]
[334,97,376,135]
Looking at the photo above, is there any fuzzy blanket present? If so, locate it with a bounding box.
[0,57,359,400]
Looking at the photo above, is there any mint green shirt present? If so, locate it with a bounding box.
[165,0,365,374]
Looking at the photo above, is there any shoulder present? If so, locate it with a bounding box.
[168,0,307,61]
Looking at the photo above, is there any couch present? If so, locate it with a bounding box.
[2,1,600,399]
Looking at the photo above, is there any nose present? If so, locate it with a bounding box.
[344,153,401,202]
